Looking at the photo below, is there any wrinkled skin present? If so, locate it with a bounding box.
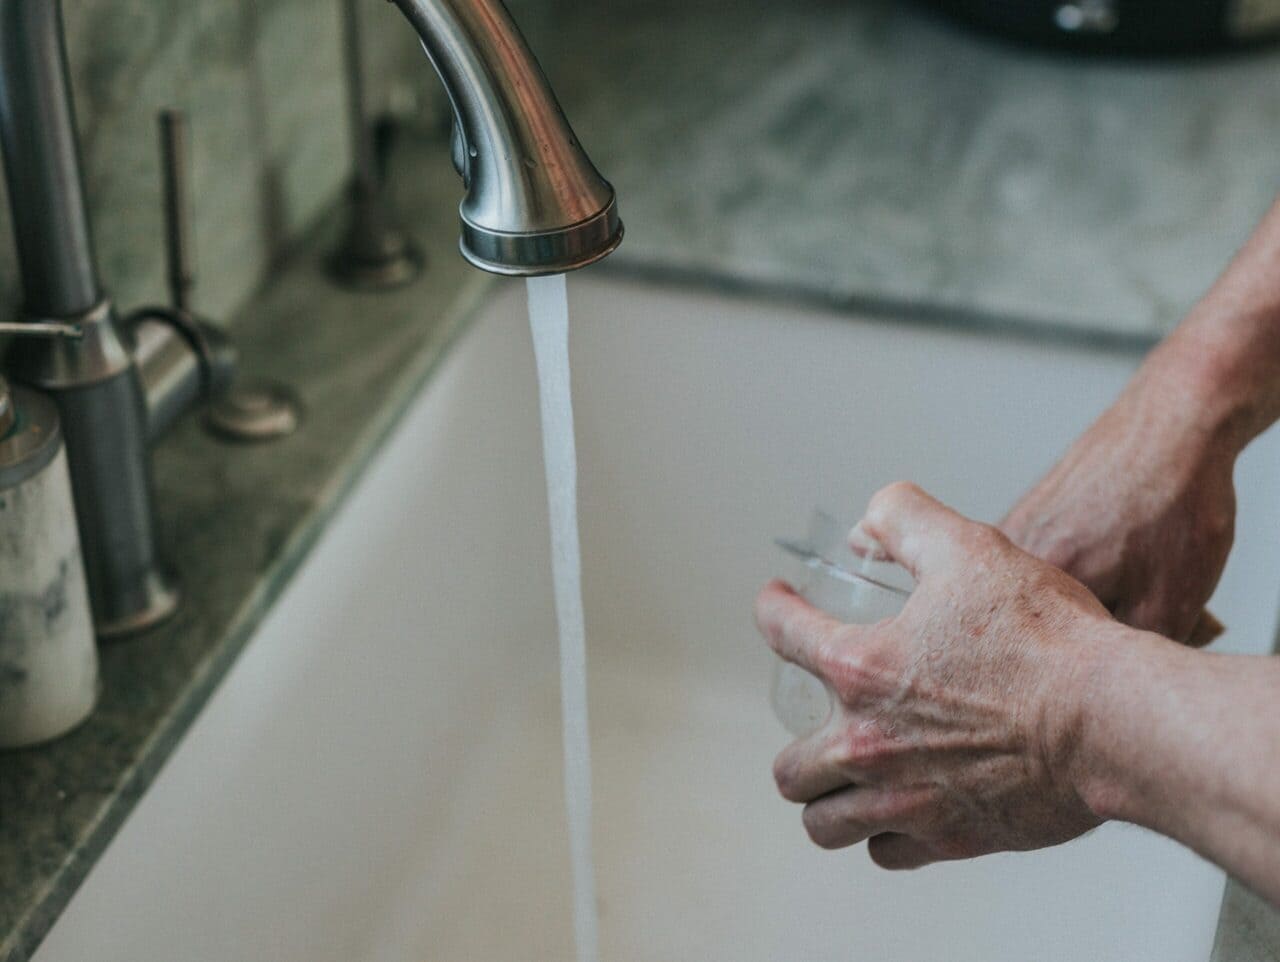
[756,197,1280,893]
[1000,373,1237,646]
[755,482,1114,868]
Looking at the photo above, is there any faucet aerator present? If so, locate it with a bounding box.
[458,199,624,277]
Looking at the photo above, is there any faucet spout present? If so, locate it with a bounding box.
[390,0,622,275]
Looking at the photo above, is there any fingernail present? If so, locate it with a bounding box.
[848,522,890,560]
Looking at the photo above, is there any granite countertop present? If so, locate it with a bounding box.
[533,0,1280,341]
[0,135,494,962]
[4,1,1280,958]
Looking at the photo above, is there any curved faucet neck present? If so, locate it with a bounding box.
[390,0,621,275]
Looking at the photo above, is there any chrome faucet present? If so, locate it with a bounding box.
[390,0,622,274]
[0,0,619,638]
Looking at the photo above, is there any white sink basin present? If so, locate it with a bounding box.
[34,278,1280,962]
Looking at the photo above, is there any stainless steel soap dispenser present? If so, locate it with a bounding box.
[0,376,97,748]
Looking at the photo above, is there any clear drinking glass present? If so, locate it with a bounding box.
[771,510,912,737]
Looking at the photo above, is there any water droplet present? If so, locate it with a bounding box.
[468,146,477,158]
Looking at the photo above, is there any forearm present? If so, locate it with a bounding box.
[1138,195,1280,454]
[1075,627,1280,902]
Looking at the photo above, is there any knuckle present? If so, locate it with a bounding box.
[818,642,859,692]
[824,639,891,706]
[821,639,872,697]
[833,730,865,768]
[772,755,803,802]
[963,522,1007,557]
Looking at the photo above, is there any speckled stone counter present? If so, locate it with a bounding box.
[0,132,493,962]
[527,0,1280,340]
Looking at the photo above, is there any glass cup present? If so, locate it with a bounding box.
[771,510,912,738]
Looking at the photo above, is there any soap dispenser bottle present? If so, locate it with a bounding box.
[0,376,98,748]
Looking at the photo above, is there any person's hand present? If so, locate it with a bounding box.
[1000,365,1238,646]
[755,482,1117,867]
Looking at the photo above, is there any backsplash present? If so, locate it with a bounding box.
[0,0,452,328]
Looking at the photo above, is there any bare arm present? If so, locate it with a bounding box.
[1172,192,1280,442]
[1079,631,1280,904]
[1002,195,1280,642]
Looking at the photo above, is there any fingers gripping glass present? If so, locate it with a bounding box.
[771,510,913,738]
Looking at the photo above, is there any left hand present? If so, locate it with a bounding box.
[998,352,1237,646]
[755,482,1116,868]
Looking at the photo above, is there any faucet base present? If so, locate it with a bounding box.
[205,377,302,443]
[326,183,425,291]
[94,568,180,641]
[8,300,182,641]
[327,235,424,290]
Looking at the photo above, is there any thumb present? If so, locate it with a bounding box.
[855,482,973,580]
